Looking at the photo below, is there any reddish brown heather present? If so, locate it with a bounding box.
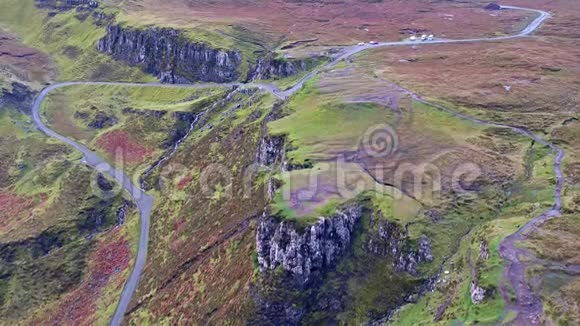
[95,130,154,166]
[0,193,35,230]
[29,234,132,325]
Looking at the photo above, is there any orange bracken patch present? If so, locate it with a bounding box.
[95,130,153,166]
[0,193,34,228]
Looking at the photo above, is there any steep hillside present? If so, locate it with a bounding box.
[0,94,139,324]
[0,0,578,325]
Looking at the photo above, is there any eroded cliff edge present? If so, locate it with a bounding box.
[250,110,437,323]
[257,203,363,285]
[247,54,323,82]
[97,25,242,83]
[252,201,436,324]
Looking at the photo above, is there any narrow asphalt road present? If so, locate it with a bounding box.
[29,5,556,325]
[31,82,246,326]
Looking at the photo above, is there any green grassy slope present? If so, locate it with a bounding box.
[0,102,140,324]
[0,0,153,82]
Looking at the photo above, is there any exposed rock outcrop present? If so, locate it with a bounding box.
[256,135,286,167]
[256,101,286,168]
[96,173,114,191]
[484,3,501,10]
[249,56,304,81]
[73,107,118,129]
[469,239,491,304]
[433,298,452,322]
[479,240,490,260]
[470,281,487,304]
[367,217,433,275]
[256,203,362,285]
[252,203,362,324]
[91,10,114,26]
[425,208,443,222]
[89,111,117,129]
[248,54,323,81]
[0,82,35,114]
[116,200,134,225]
[253,101,287,200]
[165,111,197,149]
[97,25,241,83]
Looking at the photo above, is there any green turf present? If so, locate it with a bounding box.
[269,77,398,164]
[0,0,153,82]
[390,144,558,325]
[0,104,135,322]
[40,84,231,176]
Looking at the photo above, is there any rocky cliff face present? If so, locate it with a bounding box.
[470,281,487,304]
[256,135,286,167]
[248,56,305,81]
[367,216,433,275]
[248,54,324,81]
[0,82,35,114]
[97,25,241,83]
[252,203,363,324]
[470,240,491,304]
[256,101,286,168]
[256,203,362,285]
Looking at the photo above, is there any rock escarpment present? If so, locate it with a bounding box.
[256,203,362,285]
[470,281,487,304]
[367,215,433,275]
[73,108,118,129]
[255,101,286,168]
[252,204,363,324]
[252,202,437,324]
[256,135,286,167]
[248,55,321,81]
[470,240,491,304]
[248,56,305,81]
[97,25,241,83]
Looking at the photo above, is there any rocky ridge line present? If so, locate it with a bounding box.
[97,25,241,84]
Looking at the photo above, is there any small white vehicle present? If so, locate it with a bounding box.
[357,42,365,46]
[369,40,379,45]
[410,35,417,41]
[421,34,427,41]
[427,34,434,41]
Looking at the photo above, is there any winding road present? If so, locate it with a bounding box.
[29,5,558,325]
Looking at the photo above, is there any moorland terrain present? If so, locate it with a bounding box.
[0,0,578,325]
